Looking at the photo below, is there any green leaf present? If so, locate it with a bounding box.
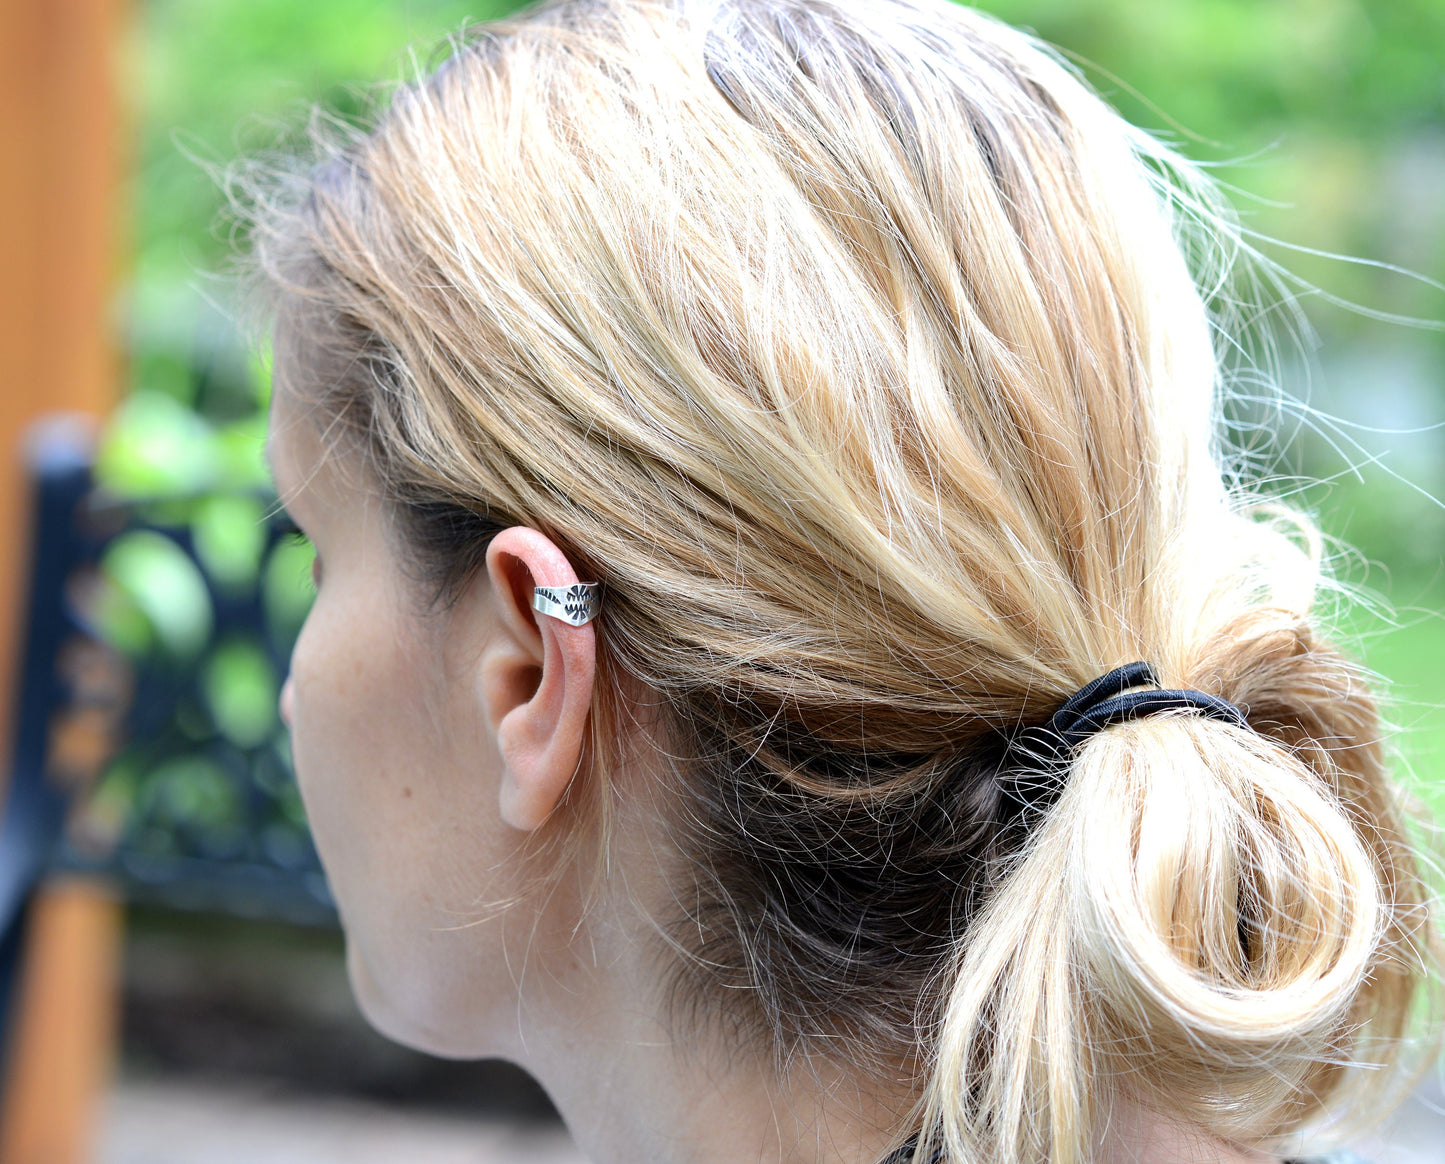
[192,493,268,590]
[202,637,281,749]
[101,530,214,660]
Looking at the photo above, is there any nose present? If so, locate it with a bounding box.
[280,675,296,728]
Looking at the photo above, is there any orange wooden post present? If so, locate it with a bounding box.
[0,884,125,1164]
[0,0,126,723]
[0,0,128,1161]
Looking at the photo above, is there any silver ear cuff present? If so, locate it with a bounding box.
[532,584,602,627]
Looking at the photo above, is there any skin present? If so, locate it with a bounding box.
[266,372,1279,1164]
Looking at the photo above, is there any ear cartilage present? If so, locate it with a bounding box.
[532,584,602,627]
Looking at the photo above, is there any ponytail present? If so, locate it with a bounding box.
[919,632,1429,1164]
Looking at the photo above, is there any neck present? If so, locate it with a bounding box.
[512,933,907,1164]
[1097,1104,1279,1164]
[493,834,908,1164]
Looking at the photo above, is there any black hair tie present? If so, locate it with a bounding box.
[1042,660,1248,750]
[1001,660,1250,793]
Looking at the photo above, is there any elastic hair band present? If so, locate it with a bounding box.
[1045,660,1247,748]
[1009,660,1249,770]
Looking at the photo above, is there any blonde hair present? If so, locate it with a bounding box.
[244,0,1437,1159]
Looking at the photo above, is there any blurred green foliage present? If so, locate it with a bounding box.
[80,496,321,896]
[113,0,1445,821]
[100,529,214,659]
[130,0,1445,328]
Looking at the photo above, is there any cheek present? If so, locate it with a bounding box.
[287,585,427,895]
[284,585,521,1056]
[287,597,396,900]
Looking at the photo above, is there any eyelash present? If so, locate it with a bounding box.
[276,515,323,587]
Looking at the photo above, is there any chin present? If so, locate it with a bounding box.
[344,938,490,1060]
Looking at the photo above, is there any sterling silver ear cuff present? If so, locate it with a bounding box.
[532,584,602,627]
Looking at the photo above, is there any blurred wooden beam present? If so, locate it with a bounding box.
[0,0,127,773]
[0,1,127,1162]
[0,882,123,1164]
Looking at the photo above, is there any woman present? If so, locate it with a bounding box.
[248,0,1436,1160]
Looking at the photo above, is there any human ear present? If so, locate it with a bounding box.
[481,528,597,831]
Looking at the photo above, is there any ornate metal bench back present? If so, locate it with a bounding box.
[54,455,333,925]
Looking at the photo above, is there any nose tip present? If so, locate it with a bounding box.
[280,675,296,728]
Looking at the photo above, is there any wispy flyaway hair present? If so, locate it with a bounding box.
[240,1,1438,1160]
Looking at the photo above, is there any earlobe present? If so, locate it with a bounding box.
[481,528,597,831]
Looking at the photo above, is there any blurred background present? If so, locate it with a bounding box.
[0,0,1442,1162]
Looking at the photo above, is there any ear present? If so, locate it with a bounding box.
[481,528,597,831]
